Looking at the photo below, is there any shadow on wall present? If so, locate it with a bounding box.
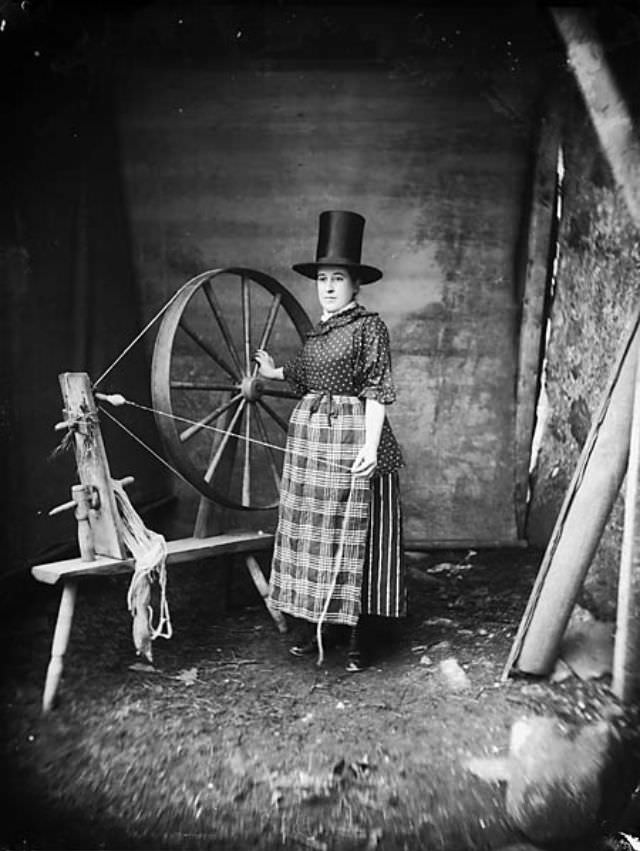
[2,22,169,578]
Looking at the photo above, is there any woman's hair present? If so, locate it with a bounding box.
[343,267,361,293]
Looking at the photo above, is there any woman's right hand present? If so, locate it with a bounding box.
[254,349,276,379]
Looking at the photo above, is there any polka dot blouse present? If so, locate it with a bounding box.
[283,303,404,473]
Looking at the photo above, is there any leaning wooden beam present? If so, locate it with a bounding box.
[505,313,640,676]
[551,8,640,227]
[613,340,640,702]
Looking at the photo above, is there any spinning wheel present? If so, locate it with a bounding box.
[151,268,313,510]
[33,267,311,712]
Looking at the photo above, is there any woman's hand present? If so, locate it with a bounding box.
[352,444,377,479]
[353,398,384,479]
[254,349,279,380]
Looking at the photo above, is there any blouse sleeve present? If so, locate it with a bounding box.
[357,316,397,404]
[282,349,308,395]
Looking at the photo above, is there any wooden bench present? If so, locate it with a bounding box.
[32,531,274,584]
[33,531,279,713]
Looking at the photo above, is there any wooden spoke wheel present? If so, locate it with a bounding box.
[151,268,312,510]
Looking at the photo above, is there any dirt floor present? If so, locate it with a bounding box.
[2,547,640,851]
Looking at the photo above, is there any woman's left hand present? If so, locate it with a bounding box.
[352,444,378,479]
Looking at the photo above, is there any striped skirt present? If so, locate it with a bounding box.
[362,471,406,618]
[268,394,405,625]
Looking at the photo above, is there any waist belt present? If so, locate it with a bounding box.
[308,391,337,426]
[307,391,362,426]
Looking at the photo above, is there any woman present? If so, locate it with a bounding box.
[255,210,405,672]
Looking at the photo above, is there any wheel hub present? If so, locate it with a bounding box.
[240,376,264,402]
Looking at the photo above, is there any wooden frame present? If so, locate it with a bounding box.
[33,372,285,713]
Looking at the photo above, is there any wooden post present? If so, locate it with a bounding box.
[514,111,561,535]
[193,400,240,612]
[59,372,125,558]
[72,484,95,561]
[613,341,640,701]
[245,554,287,634]
[41,485,95,713]
[42,582,78,713]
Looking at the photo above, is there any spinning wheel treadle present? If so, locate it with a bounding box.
[151,268,312,510]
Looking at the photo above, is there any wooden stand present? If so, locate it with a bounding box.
[34,372,284,713]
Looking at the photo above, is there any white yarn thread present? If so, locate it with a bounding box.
[113,480,172,662]
[315,483,357,666]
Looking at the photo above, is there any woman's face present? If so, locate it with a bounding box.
[316,266,359,315]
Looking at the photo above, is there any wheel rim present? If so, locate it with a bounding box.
[151,268,312,510]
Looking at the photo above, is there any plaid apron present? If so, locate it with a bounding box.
[268,393,371,626]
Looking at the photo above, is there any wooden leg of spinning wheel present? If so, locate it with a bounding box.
[42,580,78,713]
[194,495,227,538]
[245,555,288,634]
[194,497,235,609]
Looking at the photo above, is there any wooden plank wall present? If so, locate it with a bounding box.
[114,6,547,543]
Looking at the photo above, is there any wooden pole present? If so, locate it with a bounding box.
[551,8,640,228]
[514,111,561,535]
[41,485,94,713]
[612,340,640,701]
[42,581,78,713]
[506,315,640,676]
[72,484,95,561]
[245,554,288,634]
[59,372,125,558]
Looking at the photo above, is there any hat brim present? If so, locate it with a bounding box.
[292,262,382,285]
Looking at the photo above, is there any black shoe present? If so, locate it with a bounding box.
[345,623,368,672]
[345,653,367,672]
[289,638,317,657]
[290,624,341,658]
